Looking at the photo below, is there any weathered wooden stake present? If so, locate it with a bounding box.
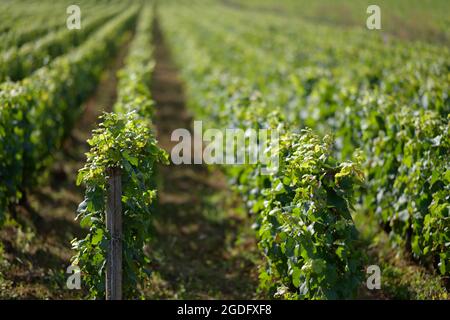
[106,167,122,300]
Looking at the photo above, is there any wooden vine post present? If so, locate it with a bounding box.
[106,167,122,300]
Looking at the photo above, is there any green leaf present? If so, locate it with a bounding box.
[292,267,301,288]
[91,229,103,245]
[123,151,139,166]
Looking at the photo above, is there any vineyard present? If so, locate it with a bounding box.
[0,0,449,300]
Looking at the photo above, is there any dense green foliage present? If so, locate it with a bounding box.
[0,7,138,223]
[71,112,166,298]
[227,0,450,44]
[0,0,447,300]
[0,0,69,35]
[0,6,122,82]
[256,130,364,299]
[71,7,168,298]
[160,2,366,298]
[163,0,450,274]
[0,1,127,50]
[364,106,450,274]
[159,0,449,296]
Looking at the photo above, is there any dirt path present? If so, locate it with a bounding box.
[146,18,261,299]
[0,35,131,299]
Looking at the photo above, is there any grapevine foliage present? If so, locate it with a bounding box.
[0,6,138,224]
[160,4,365,298]
[71,112,167,298]
[71,7,168,298]
[0,6,120,82]
[255,130,364,299]
[159,1,450,278]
